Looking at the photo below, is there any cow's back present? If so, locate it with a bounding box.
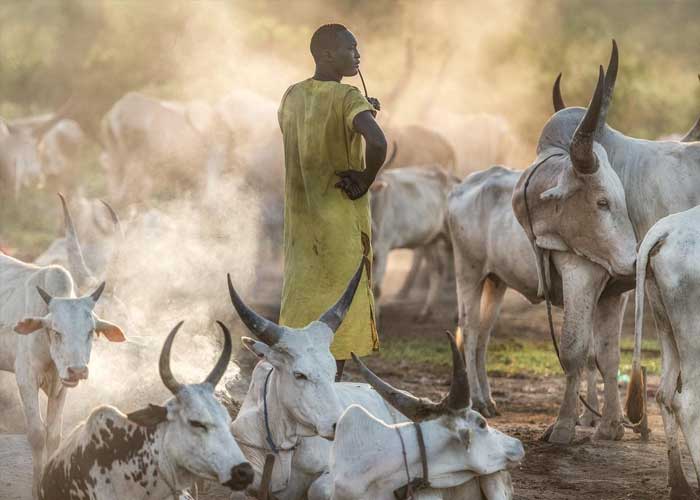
[447,166,539,300]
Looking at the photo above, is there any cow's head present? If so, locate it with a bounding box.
[513,41,636,278]
[128,321,253,491]
[228,260,366,440]
[353,330,524,478]
[14,282,125,387]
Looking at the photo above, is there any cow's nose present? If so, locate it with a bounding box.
[224,463,254,490]
[67,366,89,380]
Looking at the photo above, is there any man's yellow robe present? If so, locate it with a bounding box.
[277,78,379,359]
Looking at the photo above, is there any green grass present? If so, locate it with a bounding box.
[377,335,661,378]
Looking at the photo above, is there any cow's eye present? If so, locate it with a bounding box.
[53,330,62,341]
[189,420,207,431]
[293,372,308,381]
[597,198,610,210]
[478,419,487,430]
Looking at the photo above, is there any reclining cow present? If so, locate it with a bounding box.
[329,332,523,500]
[511,44,638,444]
[0,253,125,497]
[370,166,458,319]
[228,262,516,499]
[39,320,254,499]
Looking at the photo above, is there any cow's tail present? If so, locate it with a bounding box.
[625,229,667,425]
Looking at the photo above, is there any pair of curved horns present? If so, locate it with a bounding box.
[35,281,105,306]
[351,330,470,421]
[227,258,365,346]
[159,320,232,395]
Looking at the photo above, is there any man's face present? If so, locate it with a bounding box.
[329,30,360,77]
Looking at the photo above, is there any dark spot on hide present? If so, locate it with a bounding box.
[39,414,159,500]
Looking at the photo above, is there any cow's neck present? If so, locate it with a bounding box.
[601,127,700,237]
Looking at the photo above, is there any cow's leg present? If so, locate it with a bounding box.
[45,384,67,458]
[592,292,628,440]
[397,248,423,299]
[646,281,696,499]
[546,253,608,444]
[477,276,507,417]
[578,347,600,428]
[418,239,448,321]
[456,277,488,416]
[16,371,45,498]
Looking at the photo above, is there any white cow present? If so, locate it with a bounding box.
[370,166,458,319]
[0,254,125,497]
[39,321,254,499]
[228,262,516,499]
[447,165,626,437]
[626,205,700,499]
[100,92,231,204]
[329,332,523,500]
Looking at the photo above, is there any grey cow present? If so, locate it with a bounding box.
[511,43,638,445]
[447,166,616,429]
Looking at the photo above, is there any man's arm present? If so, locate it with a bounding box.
[335,110,388,200]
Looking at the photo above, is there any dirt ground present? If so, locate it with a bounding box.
[0,251,694,500]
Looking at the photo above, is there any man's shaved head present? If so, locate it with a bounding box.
[310,24,349,61]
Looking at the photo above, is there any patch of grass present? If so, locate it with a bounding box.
[377,335,661,378]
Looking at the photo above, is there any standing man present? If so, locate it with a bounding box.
[278,24,388,381]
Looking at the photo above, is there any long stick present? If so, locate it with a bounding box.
[358,68,369,99]
[258,454,275,500]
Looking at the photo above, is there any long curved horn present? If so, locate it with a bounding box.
[204,321,232,387]
[351,352,441,421]
[595,39,618,137]
[99,200,123,237]
[318,259,365,332]
[89,281,106,305]
[227,273,283,346]
[553,73,566,112]
[445,330,470,410]
[58,193,95,288]
[159,321,184,395]
[570,66,605,175]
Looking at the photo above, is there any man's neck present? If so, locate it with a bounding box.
[313,65,342,82]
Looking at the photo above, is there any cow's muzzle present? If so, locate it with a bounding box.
[223,462,254,490]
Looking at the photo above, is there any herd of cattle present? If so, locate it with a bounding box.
[2,39,700,499]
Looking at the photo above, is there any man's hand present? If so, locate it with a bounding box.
[335,170,374,200]
[367,97,381,111]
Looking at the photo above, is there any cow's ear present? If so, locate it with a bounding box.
[540,169,582,202]
[95,318,126,342]
[241,336,271,359]
[14,317,46,335]
[127,404,168,427]
[536,234,569,252]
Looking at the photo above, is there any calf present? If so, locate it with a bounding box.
[371,166,457,319]
[39,321,253,499]
[626,205,700,499]
[329,332,524,500]
[0,254,125,497]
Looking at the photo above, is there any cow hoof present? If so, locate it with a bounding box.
[594,420,624,441]
[577,410,599,428]
[472,400,492,418]
[547,420,576,444]
[486,400,500,417]
[670,483,698,500]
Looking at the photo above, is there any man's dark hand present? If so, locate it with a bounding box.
[367,97,381,111]
[334,170,374,200]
